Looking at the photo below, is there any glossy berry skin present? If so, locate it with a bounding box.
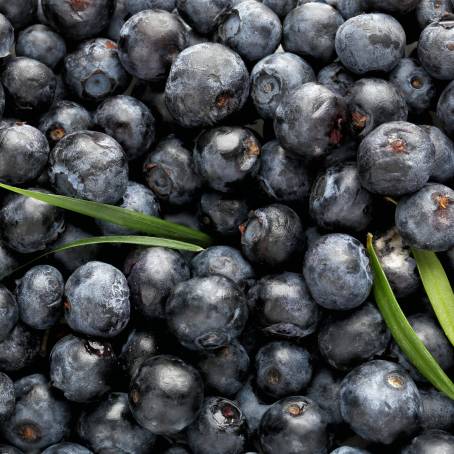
[251,53,315,120]
[0,0,35,28]
[395,183,454,251]
[358,121,435,196]
[144,136,201,205]
[389,58,436,115]
[309,163,373,232]
[419,389,454,431]
[317,62,355,98]
[165,43,249,128]
[335,13,406,75]
[199,191,248,237]
[41,0,115,41]
[402,430,454,453]
[0,372,14,422]
[64,39,130,104]
[0,374,71,452]
[129,355,204,435]
[419,19,454,80]
[0,285,18,342]
[166,275,248,351]
[48,131,128,204]
[255,341,312,399]
[259,396,328,454]
[347,78,408,138]
[39,101,93,147]
[248,272,319,339]
[436,80,454,139]
[416,0,452,29]
[1,57,56,117]
[50,334,117,403]
[177,0,232,34]
[274,82,347,161]
[318,303,390,370]
[16,265,64,330]
[241,204,304,268]
[127,247,190,321]
[0,190,65,254]
[340,360,421,444]
[16,25,66,69]
[42,443,93,454]
[257,140,310,203]
[65,261,130,338]
[303,234,372,310]
[283,3,344,65]
[96,181,160,236]
[187,397,248,454]
[194,126,261,193]
[77,393,156,453]
[216,0,281,63]
[0,13,14,58]
[197,340,250,396]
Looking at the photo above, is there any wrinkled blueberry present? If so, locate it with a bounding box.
[317,62,355,97]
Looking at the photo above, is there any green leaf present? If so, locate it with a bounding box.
[412,248,454,348]
[367,233,454,400]
[0,183,213,247]
[0,235,204,280]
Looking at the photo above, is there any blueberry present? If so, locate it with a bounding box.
[118,10,187,82]
[96,181,160,236]
[165,43,249,128]
[256,140,311,203]
[318,303,390,370]
[436,80,454,139]
[50,334,117,403]
[0,445,23,454]
[330,448,371,454]
[0,374,71,452]
[395,183,454,251]
[336,0,366,19]
[416,0,452,29]
[16,25,66,69]
[164,446,191,454]
[306,368,343,426]
[77,392,156,453]
[65,261,130,338]
[283,3,344,65]
[129,355,204,434]
[197,340,250,396]
[357,121,435,196]
[241,204,304,267]
[166,275,248,350]
[0,190,65,254]
[309,163,373,232]
[191,246,255,290]
[1,57,56,117]
[42,443,93,454]
[41,0,115,41]
[402,430,454,453]
[144,135,201,205]
[389,58,436,115]
[0,285,18,342]
[335,13,406,75]
[216,0,281,62]
[259,396,328,454]
[64,38,130,104]
[120,329,159,378]
[303,233,372,310]
[39,100,93,146]
[348,78,408,138]
[274,82,347,161]
[340,360,421,444]
[126,247,190,321]
[373,227,419,298]
[187,397,248,454]
[317,62,356,98]
[262,0,297,17]
[248,272,319,339]
[363,0,419,14]
[419,388,454,431]
[199,191,249,237]
[418,18,454,80]
[0,372,14,422]
[48,130,128,204]
[16,265,64,330]
[0,0,35,28]
[251,52,315,120]
[194,126,261,193]
[0,13,14,58]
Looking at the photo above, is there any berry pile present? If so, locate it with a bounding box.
[0,0,453,453]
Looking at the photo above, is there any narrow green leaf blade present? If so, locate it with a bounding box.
[0,235,204,280]
[0,183,213,247]
[412,248,454,347]
[367,234,454,400]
